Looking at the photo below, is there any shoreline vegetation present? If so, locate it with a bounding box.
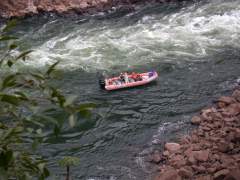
[0,0,186,19]
[150,87,240,180]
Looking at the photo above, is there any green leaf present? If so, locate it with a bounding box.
[24,117,45,128]
[43,168,50,178]
[31,73,45,81]
[53,125,61,137]
[76,103,96,111]
[9,44,18,50]
[14,91,29,101]
[14,126,24,133]
[37,163,45,173]
[7,60,13,67]
[64,95,77,107]
[75,103,96,118]
[27,128,34,133]
[50,87,65,107]
[69,114,75,127]
[2,19,17,32]
[58,156,80,167]
[0,168,8,180]
[0,36,18,41]
[36,129,42,135]
[0,94,20,106]
[0,150,13,169]
[78,109,91,118]
[16,50,33,61]
[1,74,16,90]
[32,139,40,151]
[46,61,59,76]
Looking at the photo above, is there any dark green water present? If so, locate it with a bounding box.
[5,0,240,179]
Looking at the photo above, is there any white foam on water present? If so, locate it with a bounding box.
[23,0,240,71]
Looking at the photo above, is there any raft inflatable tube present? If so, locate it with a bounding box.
[103,71,158,91]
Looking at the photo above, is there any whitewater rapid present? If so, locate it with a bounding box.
[4,1,240,179]
[17,0,239,72]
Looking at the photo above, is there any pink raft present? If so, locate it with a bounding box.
[104,71,158,91]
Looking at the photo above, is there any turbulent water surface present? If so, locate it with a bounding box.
[6,0,240,179]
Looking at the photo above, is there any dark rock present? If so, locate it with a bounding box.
[201,108,214,121]
[155,168,182,180]
[170,155,186,168]
[163,150,170,157]
[196,175,212,180]
[217,96,236,108]
[232,89,240,102]
[193,150,210,162]
[178,167,193,178]
[224,103,240,116]
[218,141,231,153]
[214,169,230,180]
[165,143,181,154]
[191,116,202,125]
[223,169,240,180]
[192,165,206,173]
[151,150,162,164]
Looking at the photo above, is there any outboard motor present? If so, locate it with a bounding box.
[98,74,106,89]
[99,79,105,89]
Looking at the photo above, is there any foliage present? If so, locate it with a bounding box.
[58,156,80,168]
[0,20,94,179]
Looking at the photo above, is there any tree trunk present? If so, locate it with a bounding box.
[66,166,70,180]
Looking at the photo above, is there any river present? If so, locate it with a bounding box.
[6,0,240,179]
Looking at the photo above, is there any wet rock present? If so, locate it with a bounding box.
[207,166,217,174]
[191,116,202,125]
[155,168,182,180]
[187,155,196,165]
[179,135,191,145]
[201,108,214,121]
[0,0,113,18]
[218,141,231,153]
[163,151,170,157]
[178,167,193,178]
[198,129,205,137]
[193,150,210,162]
[191,143,201,151]
[233,129,240,142]
[191,135,200,143]
[217,96,236,108]
[155,90,240,180]
[202,126,212,131]
[223,169,240,180]
[151,150,162,164]
[192,165,206,173]
[170,155,186,168]
[214,169,230,180]
[232,89,240,102]
[196,175,212,180]
[165,143,181,154]
[224,103,240,116]
[212,161,222,172]
[220,155,235,169]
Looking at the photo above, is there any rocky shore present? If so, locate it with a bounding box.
[150,88,240,180]
[0,0,180,18]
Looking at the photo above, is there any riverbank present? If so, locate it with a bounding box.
[150,88,240,180]
[0,0,188,19]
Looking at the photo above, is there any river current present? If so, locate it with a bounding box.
[5,0,240,179]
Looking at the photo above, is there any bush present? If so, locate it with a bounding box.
[0,20,94,180]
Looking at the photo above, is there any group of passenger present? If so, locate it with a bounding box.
[108,72,142,85]
[120,72,142,84]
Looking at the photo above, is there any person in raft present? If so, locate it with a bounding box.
[131,72,142,81]
[119,73,125,83]
[124,72,129,83]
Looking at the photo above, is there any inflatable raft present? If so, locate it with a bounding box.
[99,71,158,91]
